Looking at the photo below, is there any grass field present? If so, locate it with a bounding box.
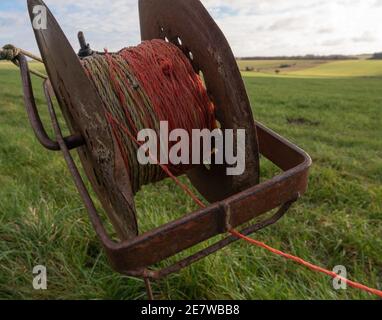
[238,59,382,78]
[0,60,381,300]
[290,60,382,78]
[237,59,328,74]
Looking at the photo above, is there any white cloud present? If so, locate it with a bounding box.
[206,0,382,56]
[352,31,376,43]
[0,0,381,57]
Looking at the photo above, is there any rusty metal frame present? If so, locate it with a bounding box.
[18,54,84,151]
[17,0,312,283]
[32,72,311,280]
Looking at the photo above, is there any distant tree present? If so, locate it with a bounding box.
[245,66,255,71]
[370,52,382,60]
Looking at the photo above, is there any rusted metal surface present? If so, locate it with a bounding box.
[144,278,154,300]
[45,76,310,276]
[18,0,312,281]
[139,0,261,202]
[104,124,311,274]
[18,54,84,151]
[27,0,138,240]
[148,200,297,280]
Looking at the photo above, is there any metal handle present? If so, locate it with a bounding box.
[17,53,84,151]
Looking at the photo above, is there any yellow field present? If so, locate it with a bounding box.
[0,61,45,70]
[0,62,14,69]
[238,59,382,78]
[237,59,328,74]
[290,60,382,77]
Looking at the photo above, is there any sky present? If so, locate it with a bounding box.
[0,0,381,57]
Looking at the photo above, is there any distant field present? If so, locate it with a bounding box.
[238,59,382,78]
[0,62,13,70]
[4,58,382,78]
[0,59,381,300]
[290,60,382,77]
[237,59,328,74]
[0,61,45,72]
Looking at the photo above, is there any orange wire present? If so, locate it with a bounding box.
[229,230,382,298]
[87,40,382,299]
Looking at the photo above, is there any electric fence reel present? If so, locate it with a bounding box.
[15,0,311,295]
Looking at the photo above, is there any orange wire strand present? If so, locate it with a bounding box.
[229,230,382,298]
[84,39,382,299]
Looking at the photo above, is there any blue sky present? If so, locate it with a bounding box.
[1,0,382,57]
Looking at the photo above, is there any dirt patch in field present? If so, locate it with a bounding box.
[287,117,320,126]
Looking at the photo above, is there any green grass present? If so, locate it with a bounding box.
[0,61,381,300]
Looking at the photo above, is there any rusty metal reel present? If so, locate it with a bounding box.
[26,0,260,239]
[19,0,312,281]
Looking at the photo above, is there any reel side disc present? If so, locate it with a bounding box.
[27,0,138,239]
[139,0,261,202]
